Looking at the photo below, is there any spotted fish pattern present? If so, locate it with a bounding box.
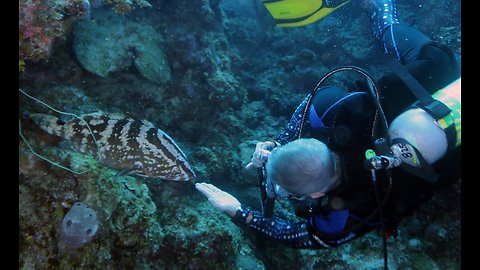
[30,112,196,181]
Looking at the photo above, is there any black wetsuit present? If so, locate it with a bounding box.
[231,24,460,248]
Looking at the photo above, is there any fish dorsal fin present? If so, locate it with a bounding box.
[141,119,155,127]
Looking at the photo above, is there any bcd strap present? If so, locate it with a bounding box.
[412,100,457,152]
[390,137,439,184]
[384,53,457,152]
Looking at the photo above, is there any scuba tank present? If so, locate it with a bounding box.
[386,78,461,183]
[389,78,461,167]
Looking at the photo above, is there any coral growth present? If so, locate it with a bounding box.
[104,0,152,14]
[19,0,152,67]
[19,0,90,63]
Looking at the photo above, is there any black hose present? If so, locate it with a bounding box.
[298,65,389,140]
[298,66,392,270]
[257,166,267,213]
[371,170,390,270]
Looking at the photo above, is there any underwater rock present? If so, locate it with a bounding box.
[58,202,99,250]
[21,86,99,116]
[133,46,171,85]
[73,8,171,85]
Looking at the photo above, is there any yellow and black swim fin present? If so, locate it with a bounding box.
[261,0,351,27]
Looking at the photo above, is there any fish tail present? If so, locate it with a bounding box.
[29,113,66,137]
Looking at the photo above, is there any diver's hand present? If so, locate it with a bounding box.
[250,141,279,168]
[195,182,241,217]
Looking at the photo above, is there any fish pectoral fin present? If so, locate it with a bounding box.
[115,165,142,178]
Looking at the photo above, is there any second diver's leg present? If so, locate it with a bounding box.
[366,0,432,64]
[364,0,460,120]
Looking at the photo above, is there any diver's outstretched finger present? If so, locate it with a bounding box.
[195,182,219,197]
[195,182,211,196]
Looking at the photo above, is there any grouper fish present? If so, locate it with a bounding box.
[29,112,196,181]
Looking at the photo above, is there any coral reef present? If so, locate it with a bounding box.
[19,0,89,62]
[19,0,152,71]
[18,139,264,269]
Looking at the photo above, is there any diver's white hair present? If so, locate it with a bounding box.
[266,138,340,196]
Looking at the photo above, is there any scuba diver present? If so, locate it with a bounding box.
[196,0,460,267]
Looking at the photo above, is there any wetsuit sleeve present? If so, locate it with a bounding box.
[275,94,312,145]
[232,205,379,249]
[232,205,319,248]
